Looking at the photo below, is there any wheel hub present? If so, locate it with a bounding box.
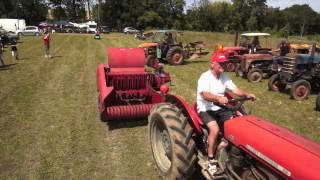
[296,86,307,98]
[251,72,261,82]
[161,130,172,157]
[173,53,182,63]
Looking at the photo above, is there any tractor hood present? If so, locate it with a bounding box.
[243,54,273,61]
[138,42,158,48]
[288,53,320,64]
[224,115,320,179]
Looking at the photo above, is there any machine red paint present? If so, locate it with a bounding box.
[96,48,320,179]
[148,96,320,179]
[224,115,320,179]
[97,48,170,121]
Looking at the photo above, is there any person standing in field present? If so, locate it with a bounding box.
[0,42,4,66]
[11,40,19,60]
[43,30,51,58]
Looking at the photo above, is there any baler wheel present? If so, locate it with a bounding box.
[290,80,311,101]
[268,74,286,92]
[166,47,184,65]
[148,103,196,179]
[316,93,320,111]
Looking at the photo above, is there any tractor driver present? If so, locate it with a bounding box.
[196,56,256,175]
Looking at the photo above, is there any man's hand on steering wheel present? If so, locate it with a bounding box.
[245,93,256,101]
[217,96,228,105]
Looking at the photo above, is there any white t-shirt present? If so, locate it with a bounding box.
[197,70,237,112]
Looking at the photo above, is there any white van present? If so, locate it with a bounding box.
[0,19,26,33]
[86,21,97,34]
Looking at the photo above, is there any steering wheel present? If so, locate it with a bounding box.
[220,97,253,112]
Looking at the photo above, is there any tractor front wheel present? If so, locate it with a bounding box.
[290,80,311,101]
[166,47,184,65]
[268,74,286,92]
[226,62,236,72]
[148,103,196,179]
[247,68,263,83]
[146,55,158,68]
[316,93,320,111]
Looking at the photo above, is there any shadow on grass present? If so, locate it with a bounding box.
[50,55,63,59]
[0,63,17,71]
[106,118,148,131]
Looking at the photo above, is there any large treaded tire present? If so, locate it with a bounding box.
[268,73,286,92]
[290,79,311,101]
[166,46,184,65]
[316,93,320,111]
[247,68,263,83]
[148,103,196,179]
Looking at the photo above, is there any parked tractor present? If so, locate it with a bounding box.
[268,43,320,100]
[96,48,171,121]
[211,33,272,72]
[96,48,320,180]
[235,53,274,83]
[138,30,208,66]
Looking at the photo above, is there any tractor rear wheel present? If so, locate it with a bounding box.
[146,55,158,68]
[166,46,184,65]
[290,80,311,101]
[247,68,263,83]
[316,93,320,111]
[148,103,196,179]
[226,62,236,72]
[268,74,286,92]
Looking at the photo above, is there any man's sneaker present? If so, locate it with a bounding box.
[207,159,223,176]
[207,159,218,175]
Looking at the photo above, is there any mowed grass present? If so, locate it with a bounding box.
[0,32,319,179]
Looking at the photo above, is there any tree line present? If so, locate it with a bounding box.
[1,0,320,36]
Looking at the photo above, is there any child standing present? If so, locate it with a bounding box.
[43,30,51,58]
[11,40,18,60]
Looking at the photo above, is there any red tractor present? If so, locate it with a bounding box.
[211,33,272,72]
[97,48,320,180]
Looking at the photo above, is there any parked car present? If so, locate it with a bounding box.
[98,26,111,34]
[123,27,140,34]
[16,26,41,36]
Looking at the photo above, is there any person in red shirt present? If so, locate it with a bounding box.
[43,29,51,58]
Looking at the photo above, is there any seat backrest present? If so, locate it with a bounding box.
[107,48,146,72]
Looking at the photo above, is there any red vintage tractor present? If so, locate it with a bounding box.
[211,33,272,72]
[97,48,320,180]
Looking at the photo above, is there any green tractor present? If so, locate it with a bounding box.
[138,30,208,66]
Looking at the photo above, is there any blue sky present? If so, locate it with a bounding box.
[185,0,320,12]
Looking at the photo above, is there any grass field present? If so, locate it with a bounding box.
[0,33,319,179]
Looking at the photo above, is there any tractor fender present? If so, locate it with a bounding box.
[165,94,202,135]
[224,115,320,179]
